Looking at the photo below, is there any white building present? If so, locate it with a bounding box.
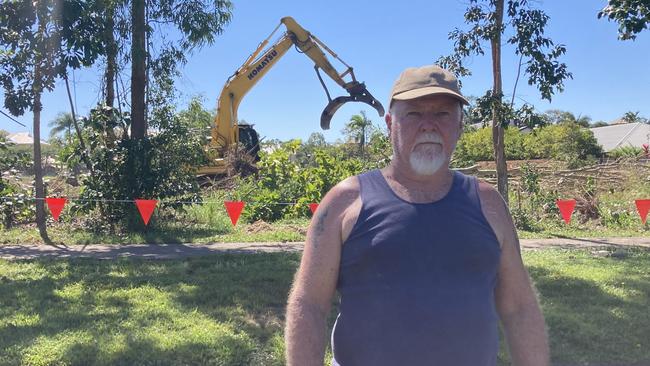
[6,132,49,145]
[589,122,650,152]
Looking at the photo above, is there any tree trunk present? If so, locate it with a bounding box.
[32,65,51,244]
[64,75,94,174]
[131,0,146,139]
[105,7,116,109]
[491,0,509,205]
[102,7,119,146]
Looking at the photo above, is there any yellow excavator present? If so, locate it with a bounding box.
[198,16,385,175]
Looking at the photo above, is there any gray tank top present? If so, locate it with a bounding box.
[331,169,502,366]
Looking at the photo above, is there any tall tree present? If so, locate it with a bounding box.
[0,0,104,242]
[123,0,233,138]
[599,0,650,40]
[438,0,572,203]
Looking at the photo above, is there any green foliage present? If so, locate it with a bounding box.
[608,145,644,159]
[453,126,533,164]
[342,110,374,155]
[599,0,650,40]
[0,137,33,229]
[366,127,393,168]
[177,95,214,136]
[510,163,559,231]
[0,0,105,116]
[239,140,365,222]
[465,93,547,130]
[183,190,233,234]
[0,137,30,173]
[453,123,603,167]
[517,104,548,129]
[453,125,493,166]
[531,123,603,167]
[439,0,572,102]
[622,110,648,124]
[48,112,75,140]
[543,110,593,127]
[599,203,639,228]
[68,106,206,230]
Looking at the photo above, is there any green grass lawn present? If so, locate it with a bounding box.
[518,220,650,239]
[0,218,310,245]
[1,218,648,245]
[1,248,649,365]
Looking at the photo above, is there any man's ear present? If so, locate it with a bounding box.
[385,113,392,135]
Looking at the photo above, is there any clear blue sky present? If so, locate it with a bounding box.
[2,0,649,142]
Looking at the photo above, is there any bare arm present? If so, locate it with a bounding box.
[478,182,550,366]
[285,178,359,365]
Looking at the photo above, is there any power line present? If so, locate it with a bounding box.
[0,110,26,127]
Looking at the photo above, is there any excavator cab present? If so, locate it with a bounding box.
[238,124,261,162]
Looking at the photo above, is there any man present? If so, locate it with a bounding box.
[285,65,549,366]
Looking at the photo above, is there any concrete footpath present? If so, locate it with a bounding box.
[0,237,649,260]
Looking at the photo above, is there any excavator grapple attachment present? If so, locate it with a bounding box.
[320,88,385,130]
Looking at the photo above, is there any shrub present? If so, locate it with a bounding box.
[454,123,603,166]
[608,146,644,159]
[239,140,365,222]
[68,106,206,231]
[183,190,233,234]
[0,138,33,229]
[527,123,603,167]
[454,126,493,165]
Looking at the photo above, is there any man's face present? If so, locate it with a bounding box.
[386,95,463,176]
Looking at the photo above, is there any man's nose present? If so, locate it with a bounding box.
[419,114,438,132]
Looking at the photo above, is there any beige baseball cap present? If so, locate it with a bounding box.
[390,65,469,106]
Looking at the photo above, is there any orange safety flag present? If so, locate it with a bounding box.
[556,199,576,224]
[636,199,650,225]
[45,197,67,221]
[309,203,319,215]
[224,201,245,226]
[135,199,158,226]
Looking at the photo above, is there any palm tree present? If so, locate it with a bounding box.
[48,112,74,143]
[573,114,592,128]
[622,111,641,124]
[344,110,373,156]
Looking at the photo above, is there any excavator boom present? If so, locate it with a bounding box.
[202,17,384,175]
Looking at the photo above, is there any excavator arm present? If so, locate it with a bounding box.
[210,16,385,157]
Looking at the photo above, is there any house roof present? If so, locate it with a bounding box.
[589,122,650,152]
[7,132,49,145]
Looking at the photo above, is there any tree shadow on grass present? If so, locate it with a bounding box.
[527,263,650,366]
[4,252,649,365]
[59,333,256,366]
[0,253,302,365]
[139,224,224,244]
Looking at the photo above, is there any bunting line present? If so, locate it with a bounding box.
[1,195,649,227]
[0,196,305,205]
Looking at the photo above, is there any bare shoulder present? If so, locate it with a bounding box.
[320,176,359,214]
[476,179,514,248]
[318,176,361,243]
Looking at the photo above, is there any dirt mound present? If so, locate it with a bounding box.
[246,220,273,233]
